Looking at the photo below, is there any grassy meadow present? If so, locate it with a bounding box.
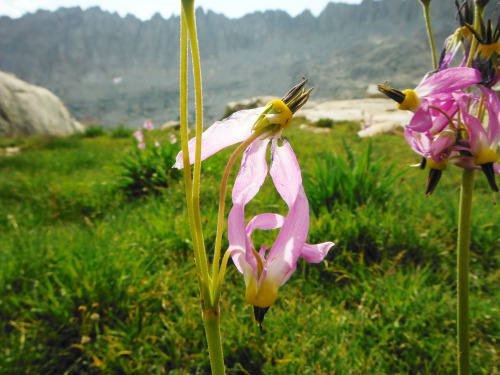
[0,119,498,374]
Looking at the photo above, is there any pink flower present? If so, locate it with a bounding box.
[228,139,333,308]
[154,140,160,148]
[143,118,154,131]
[456,86,500,191]
[404,127,456,163]
[133,129,144,143]
[174,80,334,309]
[174,79,311,169]
[169,133,178,144]
[404,68,481,132]
[458,87,500,163]
[380,68,482,133]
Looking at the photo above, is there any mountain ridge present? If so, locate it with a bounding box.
[0,0,465,127]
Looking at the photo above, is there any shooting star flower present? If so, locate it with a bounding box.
[174,79,334,326]
[228,139,334,317]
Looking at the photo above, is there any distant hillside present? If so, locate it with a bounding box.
[0,0,465,127]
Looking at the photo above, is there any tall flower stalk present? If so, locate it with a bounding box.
[457,169,474,375]
[178,1,333,372]
[420,0,438,69]
[379,1,499,373]
[180,1,224,373]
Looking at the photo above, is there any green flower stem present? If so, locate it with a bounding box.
[182,2,211,292]
[179,11,204,282]
[212,129,267,293]
[202,308,225,375]
[422,2,438,70]
[213,250,231,306]
[180,2,225,373]
[457,168,474,375]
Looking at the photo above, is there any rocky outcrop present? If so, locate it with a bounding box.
[0,71,84,137]
[223,96,277,118]
[160,120,180,130]
[299,98,412,137]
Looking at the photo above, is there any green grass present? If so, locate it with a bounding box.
[0,122,498,374]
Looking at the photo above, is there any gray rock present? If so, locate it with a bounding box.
[0,71,84,137]
[160,120,181,130]
[298,98,411,137]
[224,96,277,117]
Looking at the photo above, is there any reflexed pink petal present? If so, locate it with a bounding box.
[265,186,310,287]
[246,214,284,260]
[429,133,455,157]
[246,213,285,237]
[451,156,477,170]
[415,67,481,97]
[246,213,284,263]
[228,204,258,280]
[457,94,490,154]
[405,127,431,158]
[133,129,144,143]
[478,86,500,149]
[232,138,270,205]
[173,107,264,169]
[407,104,433,132]
[300,242,334,263]
[258,245,268,260]
[427,99,459,134]
[408,96,460,133]
[269,140,302,208]
[228,202,268,282]
[464,113,489,154]
[451,156,500,174]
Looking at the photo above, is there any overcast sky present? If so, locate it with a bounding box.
[0,0,362,20]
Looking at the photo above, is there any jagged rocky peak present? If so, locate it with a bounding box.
[0,0,465,127]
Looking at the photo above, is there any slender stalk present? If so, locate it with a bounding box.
[422,2,438,70]
[213,250,231,306]
[179,10,203,280]
[457,5,481,372]
[212,129,267,290]
[202,308,225,375]
[182,2,211,293]
[180,2,225,373]
[457,168,474,375]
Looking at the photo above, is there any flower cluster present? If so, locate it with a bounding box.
[379,0,500,195]
[175,79,334,326]
[133,118,161,149]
